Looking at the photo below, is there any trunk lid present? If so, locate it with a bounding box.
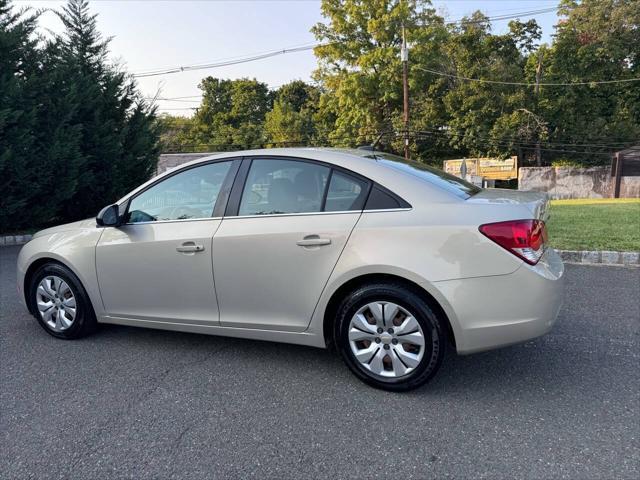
[466,188,550,221]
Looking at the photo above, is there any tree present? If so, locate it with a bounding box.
[180,77,271,151]
[432,12,532,158]
[0,0,159,232]
[0,0,41,230]
[538,0,640,165]
[312,0,446,152]
[156,114,194,153]
[264,80,321,146]
[0,1,83,230]
[53,0,159,219]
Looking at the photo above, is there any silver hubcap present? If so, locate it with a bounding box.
[348,301,426,378]
[36,276,77,331]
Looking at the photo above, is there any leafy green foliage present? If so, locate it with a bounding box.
[539,0,640,164]
[159,0,638,169]
[174,77,271,151]
[0,0,159,231]
[264,81,321,146]
[312,0,446,150]
[2,0,638,233]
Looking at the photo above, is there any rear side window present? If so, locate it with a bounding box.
[239,159,330,215]
[235,158,376,215]
[365,185,406,210]
[324,171,368,212]
[371,153,481,199]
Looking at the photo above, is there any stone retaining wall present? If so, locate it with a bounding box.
[519,166,640,199]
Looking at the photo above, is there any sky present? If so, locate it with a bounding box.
[18,0,561,116]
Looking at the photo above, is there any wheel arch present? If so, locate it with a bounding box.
[321,273,457,350]
[23,257,70,316]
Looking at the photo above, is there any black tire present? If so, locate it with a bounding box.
[334,283,446,392]
[28,262,97,339]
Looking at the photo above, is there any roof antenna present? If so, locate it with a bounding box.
[371,131,386,151]
[358,131,388,152]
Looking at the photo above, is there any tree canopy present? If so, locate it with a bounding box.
[164,0,638,167]
[0,0,158,231]
[2,0,638,232]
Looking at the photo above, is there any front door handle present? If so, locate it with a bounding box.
[296,236,331,247]
[176,242,205,253]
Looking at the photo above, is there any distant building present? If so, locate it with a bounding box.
[156,153,217,175]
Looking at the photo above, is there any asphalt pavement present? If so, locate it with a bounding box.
[1,245,638,479]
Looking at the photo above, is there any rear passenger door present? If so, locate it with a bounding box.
[213,157,369,332]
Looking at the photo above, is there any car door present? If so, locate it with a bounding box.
[213,157,370,332]
[96,159,238,324]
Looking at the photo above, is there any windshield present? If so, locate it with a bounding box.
[369,152,482,199]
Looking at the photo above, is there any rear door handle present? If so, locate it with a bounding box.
[296,236,331,247]
[176,242,205,253]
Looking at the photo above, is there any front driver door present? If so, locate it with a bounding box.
[96,159,237,325]
[213,157,369,332]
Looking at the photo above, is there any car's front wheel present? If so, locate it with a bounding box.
[28,262,97,339]
[334,283,446,391]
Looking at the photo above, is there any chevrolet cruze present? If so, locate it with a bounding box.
[17,148,564,391]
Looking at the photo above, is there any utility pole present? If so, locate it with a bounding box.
[534,51,543,167]
[401,26,409,160]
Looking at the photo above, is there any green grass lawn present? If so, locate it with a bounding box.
[547,198,640,252]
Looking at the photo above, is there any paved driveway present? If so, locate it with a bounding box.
[1,245,638,479]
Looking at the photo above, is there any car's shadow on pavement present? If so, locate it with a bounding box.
[92,321,576,398]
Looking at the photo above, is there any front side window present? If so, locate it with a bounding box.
[239,159,330,215]
[127,161,232,223]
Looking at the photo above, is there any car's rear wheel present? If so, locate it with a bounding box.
[334,283,446,391]
[28,263,97,339]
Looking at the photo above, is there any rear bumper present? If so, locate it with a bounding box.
[433,248,564,354]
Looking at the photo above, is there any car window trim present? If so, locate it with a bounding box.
[319,169,333,212]
[364,183,412,210]
[212,159,242,217]
[224,154,377,217]
[328,169,370,212]
[122,157,241,225]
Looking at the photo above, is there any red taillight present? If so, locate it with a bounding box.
[479,219,547,265]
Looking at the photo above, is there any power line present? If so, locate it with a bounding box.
[154,95,202,100]
[160,129,624,157]
[413,127,637,149]
[156,115,638,148]
[133,44,317,78]
[147,97,202,103]
[445,6,558,26]
[132,7,560,79]
[157,119,638,150]
[410,130,623,156]
[414,66,640,86]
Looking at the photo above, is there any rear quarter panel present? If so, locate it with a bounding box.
[306,199,533,338]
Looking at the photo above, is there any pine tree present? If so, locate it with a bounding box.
[54,0,159,219]
[0,0,41,230]
[1,0,159,231]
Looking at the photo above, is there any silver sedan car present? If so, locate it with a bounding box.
[17,148,564,391]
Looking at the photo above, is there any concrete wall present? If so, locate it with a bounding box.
[156,153,217,174]
[519,166,640,199]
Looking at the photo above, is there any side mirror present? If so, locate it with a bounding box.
[96,204,122,227]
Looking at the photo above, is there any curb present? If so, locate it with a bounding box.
[0,234,33,247]
[556,249,640,266]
